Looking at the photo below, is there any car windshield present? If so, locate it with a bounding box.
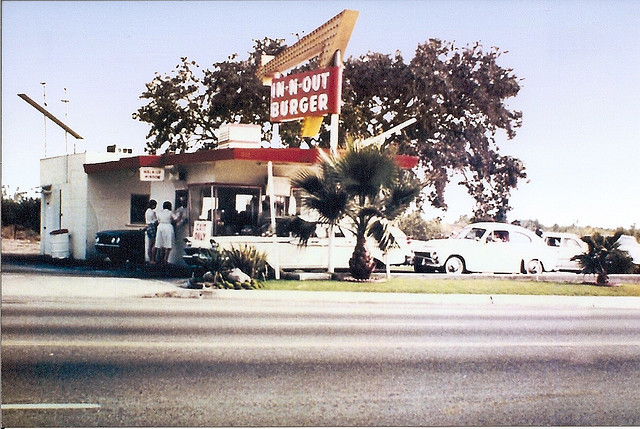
[456,227,486,240]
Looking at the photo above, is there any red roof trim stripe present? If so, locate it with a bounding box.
[83,148,418,174]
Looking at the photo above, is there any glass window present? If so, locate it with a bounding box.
[459,227,486,240]
[488,230,510,242]
[546,237,561,247]
[189,185,261,236]
[130,194,149,224]
[511,232,532,245]
[565,238,582,250]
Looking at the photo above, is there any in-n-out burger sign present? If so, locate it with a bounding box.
[270,66,342,122]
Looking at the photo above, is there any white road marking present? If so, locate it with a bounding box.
[2,403,101,410]
[3,339,640,349]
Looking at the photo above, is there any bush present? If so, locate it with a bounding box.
[191,244,268,289]
[572,232,635,284]
[1,197,40,232]
[224,244,269,281]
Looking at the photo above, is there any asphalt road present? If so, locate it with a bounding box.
[3,284,640,427]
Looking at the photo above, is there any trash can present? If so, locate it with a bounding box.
[49,229,70,259]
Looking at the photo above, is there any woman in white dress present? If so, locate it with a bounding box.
[155,201,179,265]
[145,200,158,263]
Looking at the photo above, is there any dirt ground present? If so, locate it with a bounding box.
[1,226,40,254]
[1,238,40,254]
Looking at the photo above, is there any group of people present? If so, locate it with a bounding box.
[145,198,187,265]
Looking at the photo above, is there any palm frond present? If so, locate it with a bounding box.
[286,216,318,247]
[334,146,398,201]
[367,218,400,252]
[293,168,349,224]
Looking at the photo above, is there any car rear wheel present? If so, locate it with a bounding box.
[526,259,543,274]
[445,256,465,274]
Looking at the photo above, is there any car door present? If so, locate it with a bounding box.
[561,237,585,270]
[483,229,519,273]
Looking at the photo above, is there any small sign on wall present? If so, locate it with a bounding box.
[193,220,212,242]
[139,167,164,181]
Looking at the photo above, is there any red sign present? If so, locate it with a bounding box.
[270,66,342,122]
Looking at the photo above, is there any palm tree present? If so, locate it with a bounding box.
[571,231,634,285]
[293,145,422,280]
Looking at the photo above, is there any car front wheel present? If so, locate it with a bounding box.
[445,256,465,274]
[526,259,543,274]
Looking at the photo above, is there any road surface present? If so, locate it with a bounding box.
[3,279,640,427]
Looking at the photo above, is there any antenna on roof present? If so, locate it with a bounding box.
[61,87,71,153]
[40,82,48,155]
[18,92,83,157]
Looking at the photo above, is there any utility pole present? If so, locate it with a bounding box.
[40,82,47,157]
[61,87,70,153]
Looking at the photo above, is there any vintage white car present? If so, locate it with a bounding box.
[184,220,412,272]
[413,222,556,274]
[617,235,640,265]
[542,232,588,272]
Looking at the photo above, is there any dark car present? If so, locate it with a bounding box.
[95,229,145,265]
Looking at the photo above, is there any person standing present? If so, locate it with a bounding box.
[145,200,158,264]
[173,196,189,261]
[155,201,178,265]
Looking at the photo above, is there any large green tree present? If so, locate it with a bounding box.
[134,38,525,220]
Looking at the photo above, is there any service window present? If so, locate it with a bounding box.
[130,194,149,224]
[290,189,304,216]
[188,185,261,236]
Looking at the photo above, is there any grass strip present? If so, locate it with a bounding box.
[262,278,640,297]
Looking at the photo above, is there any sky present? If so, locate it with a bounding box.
[2,0,639,229]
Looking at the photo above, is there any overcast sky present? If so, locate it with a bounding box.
[2,0,639,228]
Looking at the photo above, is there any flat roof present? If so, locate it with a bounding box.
[83,147,419,174]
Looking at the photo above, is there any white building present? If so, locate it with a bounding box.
[40,124,418,267]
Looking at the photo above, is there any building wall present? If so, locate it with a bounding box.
[40,154,89,259]
[39,150,320,262]
[186,159,311,186]
[40,151,142,260]
[86,169,151,260]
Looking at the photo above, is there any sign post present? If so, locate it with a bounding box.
[257,9,359,274]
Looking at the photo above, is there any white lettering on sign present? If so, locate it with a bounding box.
[270,66,342,122]
[139,167,165,181]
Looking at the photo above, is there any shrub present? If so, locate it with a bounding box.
[224,244,269,281]
[572,232,635,285]
[1,197,40,232]
[191,244,268,289]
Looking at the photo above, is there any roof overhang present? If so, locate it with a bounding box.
[83,147,419,175]
[83,148,326,174]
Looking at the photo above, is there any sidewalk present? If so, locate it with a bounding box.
[3,270,640,310]
[3,253,640,309]
[2,272,185,299]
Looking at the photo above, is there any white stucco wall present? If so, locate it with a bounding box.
[186,159,311,186]
[86,169,151,260]
[40,153,89,259]
[38,150,320,262]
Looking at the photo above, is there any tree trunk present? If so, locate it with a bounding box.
[349,236,376,280]
[596,270,609,285]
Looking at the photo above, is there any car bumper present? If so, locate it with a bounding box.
[413,254,440,269]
